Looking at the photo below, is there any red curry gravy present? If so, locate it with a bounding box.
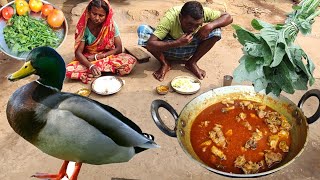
[190,99,291,174]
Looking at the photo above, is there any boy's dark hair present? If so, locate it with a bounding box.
[88,0,109,15]
[180,1,204,20]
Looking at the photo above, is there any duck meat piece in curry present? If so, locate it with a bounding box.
[244,129,263,150]
[264,151,283,167]
[211,145,227,160]
[242,161,262,174]
[279,141,289,152]
[234,155,265,174]
[209,124,227,148]
[234,155,246,168]
[190,99,292,174]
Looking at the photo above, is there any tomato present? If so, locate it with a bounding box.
[41,4,54,17]
[14,0,23,3]
[29,0,43,13]
[47,9,64,28]
[2,6,14,20]
[15,0,30,16]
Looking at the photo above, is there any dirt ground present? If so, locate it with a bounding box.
[1,0,320,179]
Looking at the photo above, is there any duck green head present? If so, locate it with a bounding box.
[8,46,66,90]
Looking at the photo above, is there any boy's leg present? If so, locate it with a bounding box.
[186,28,222,79]
[137,24,171,81]
[149,49,171,82]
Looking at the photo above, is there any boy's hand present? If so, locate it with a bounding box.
[195,25,212,40]
[177,33,193,46]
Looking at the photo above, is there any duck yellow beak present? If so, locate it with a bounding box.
[8,61,36,81]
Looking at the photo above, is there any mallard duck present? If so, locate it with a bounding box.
[6,46,158,180]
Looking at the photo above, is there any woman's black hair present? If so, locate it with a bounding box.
[88,0,109,15]
[180,1,204,20]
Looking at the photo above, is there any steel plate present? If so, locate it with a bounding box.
[171,76,201,95]
[91,76,124,95]
[0,0,68,60]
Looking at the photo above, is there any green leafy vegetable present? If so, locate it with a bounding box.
[233,0,319,96]
[3,15,60,54]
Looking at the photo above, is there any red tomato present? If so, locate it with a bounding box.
[41,4,54,17]
[2,6,14,20]
[47,9,65,28]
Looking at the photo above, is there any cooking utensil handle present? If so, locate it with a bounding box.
[151,100,178,137]
[298,89,320,124]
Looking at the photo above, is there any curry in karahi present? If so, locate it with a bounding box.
[190,99,291,174]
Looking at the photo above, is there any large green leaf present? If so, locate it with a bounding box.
[299,20,312,35]
[284,43,297,68]
[232,2,318,96]
[253,78,268,92]
[270,42,286,67]
[283,56,309,90]
[292,75,309,90]
[251,19,274,30]
[290,45,315,86]
[233,55,264,83]
[244,42,264,57]
[274,62,295,94]
[263,66,291,96]
[232,24,260,45]
[260,28,279,53]
[303,51,316,86]
[260,39,273,66]
[245,55,264,72]
[270,28,295,68]
[266,82,281,96]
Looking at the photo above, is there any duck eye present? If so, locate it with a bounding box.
[25,66,28,68]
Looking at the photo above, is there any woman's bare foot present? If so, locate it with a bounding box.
[185,62,206,79]
[80,74,93,84]
[153,64,171,81]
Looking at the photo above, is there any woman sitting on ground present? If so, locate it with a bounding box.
[66,0,137,84]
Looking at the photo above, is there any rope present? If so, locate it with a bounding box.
[291,21,299,32]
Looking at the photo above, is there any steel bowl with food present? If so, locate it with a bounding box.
[0,0,68,60]
[171,76,201,95]
[156,85,169,95]
[151,85,320,177]
[76,88,91,97]
[91,76,124,95]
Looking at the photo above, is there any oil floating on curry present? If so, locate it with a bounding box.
[190,99,291,174]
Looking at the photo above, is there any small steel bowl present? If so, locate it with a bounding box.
[156,85,169,95]
[76,88,91,97]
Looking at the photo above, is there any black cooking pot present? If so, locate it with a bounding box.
[151,86,320,177]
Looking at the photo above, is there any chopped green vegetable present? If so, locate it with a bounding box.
[3,15,60,54]
[232,0,319,96]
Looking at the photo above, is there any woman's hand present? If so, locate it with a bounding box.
[87,54,96,61]
[89,64,101,77]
